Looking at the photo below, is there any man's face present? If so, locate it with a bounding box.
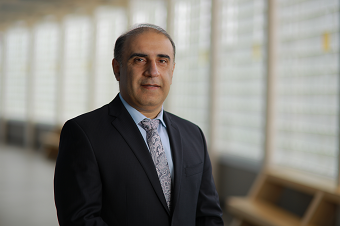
[113,31,175,115]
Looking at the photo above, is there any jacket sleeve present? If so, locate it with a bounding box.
[195,128,224,226]
[54,119,109,226]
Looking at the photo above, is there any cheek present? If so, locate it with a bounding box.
[126,70,139,87]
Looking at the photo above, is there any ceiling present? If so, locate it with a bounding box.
[0,0,127,27]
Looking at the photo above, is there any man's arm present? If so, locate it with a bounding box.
[54,120,109,226]
[195,128,224,226]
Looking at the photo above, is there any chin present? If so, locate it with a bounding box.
[138,98,162,108]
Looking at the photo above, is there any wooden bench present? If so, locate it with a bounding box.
[40,126,62,159]
[227,167,340,226]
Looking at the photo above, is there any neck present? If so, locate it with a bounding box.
[138,108,161,119]
[118,93,163,119]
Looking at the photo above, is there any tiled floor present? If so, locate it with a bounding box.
[0,144,59,226]
[0,144,231,226]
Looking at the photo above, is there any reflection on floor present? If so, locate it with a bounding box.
[0,144,59,226]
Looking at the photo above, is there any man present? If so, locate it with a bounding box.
[54,24,224,226]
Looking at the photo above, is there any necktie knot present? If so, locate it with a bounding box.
[140,118,159,132]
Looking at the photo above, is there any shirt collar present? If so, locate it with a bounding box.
[119,93,166,128]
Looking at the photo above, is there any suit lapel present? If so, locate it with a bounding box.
[108,95,170,214]
[163,112,183,213]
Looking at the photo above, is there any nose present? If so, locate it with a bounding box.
[145,61,160,77]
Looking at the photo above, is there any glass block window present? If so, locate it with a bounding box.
[93,7,127,108]
[273,0,339,179]
[168,0,212,134]
[31,21,60,124]
[130,0,167,28]
[215,0,267,160]
[61,15,93,122]
[0,33,3,117]
[3,26,30,120]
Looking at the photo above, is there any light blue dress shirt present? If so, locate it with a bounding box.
[119,94,174,181]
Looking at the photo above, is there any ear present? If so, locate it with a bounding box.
[170,62,175,84]
[112,58,121,81]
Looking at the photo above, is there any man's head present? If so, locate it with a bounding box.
[112,24,176,119]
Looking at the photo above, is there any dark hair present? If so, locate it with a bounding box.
[114,23,176,64]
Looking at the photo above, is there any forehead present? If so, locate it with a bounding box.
[124,30,174,59]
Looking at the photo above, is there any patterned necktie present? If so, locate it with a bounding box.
[139,118,171,209]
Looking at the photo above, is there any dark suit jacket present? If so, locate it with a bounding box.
[54,94,223,226]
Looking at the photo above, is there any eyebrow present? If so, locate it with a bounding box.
[128,53,171,60]
[128,53,147,60]
[158,54,170,60]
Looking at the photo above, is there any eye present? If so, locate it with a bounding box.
[134,58,144,62]
[159,59,168,64]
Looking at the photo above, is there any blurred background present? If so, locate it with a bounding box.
[0,0,339,225]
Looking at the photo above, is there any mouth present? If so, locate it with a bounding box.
[141,84,160,89]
